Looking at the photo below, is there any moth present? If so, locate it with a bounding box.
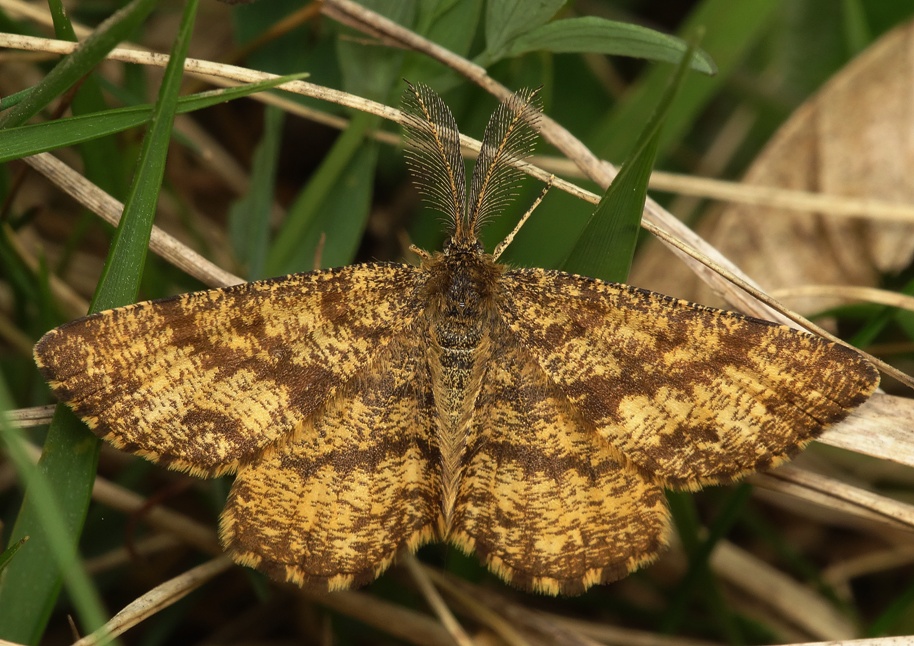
[34,83,879,595]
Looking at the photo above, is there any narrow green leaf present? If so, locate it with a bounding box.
[561,34,699,282]
[265,112,377,275]
[47,0,78,39]
[590,0,781,160]
[93,2,199,308]
[0,0,160,129]
[559,131,658,282]
[47,0,124,197]
[0,1,200,641]
[483,0,566,62]
[841,0,871,55]
[0,537,28,574]
[661,486,751,641]
[229,105,285,280]
[0,74,309,164]
[0,397,111,642]
[506,17,716,75]
[0,88,34,112]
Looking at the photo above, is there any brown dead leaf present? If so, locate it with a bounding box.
[632,20,914,313]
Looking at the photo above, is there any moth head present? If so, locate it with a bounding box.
[443,234,485,256]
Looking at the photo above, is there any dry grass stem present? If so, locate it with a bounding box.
[760,465,914,530]
[769,285,914,312]
[22,153,242,289]
[709,540,856,641]
[402,554,476,646]
[90,476,221,556]
[822,545,914,586]
[70,556,234,646]
[83,533,183,576]
[820,395,914,469]
[6,404,56,428]
[300,589,456,646]
[424,569,546,646]
[531,157,914,225]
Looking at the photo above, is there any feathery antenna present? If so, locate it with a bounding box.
[401,82,466,241]
[467,88,542,243]
[401,83,542,250]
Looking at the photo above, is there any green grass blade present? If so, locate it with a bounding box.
[560,34,700,281]
[229,105,284,280]
[661,486,752,641]
[47,0,79,39]
[265,111,377,275]
[506,16,716,74]
[48,0,125,197]
[93,1,199,307]
[0,88,34,112]
[0,400,111,643]
[841,0,871,55]
[0,74,308,164]
[0,1,200,641]
[0,0,160,129]
[559,127,658,282]
[0,537,27,574]
[483,0,565,61]
[590,0,781,161]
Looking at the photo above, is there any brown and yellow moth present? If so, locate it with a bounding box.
[34,83,879,595]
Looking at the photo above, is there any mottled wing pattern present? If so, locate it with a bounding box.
[34,263,424,476]
[449,327,671,595]
[221,330,440,590]
[498,268,880,489]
